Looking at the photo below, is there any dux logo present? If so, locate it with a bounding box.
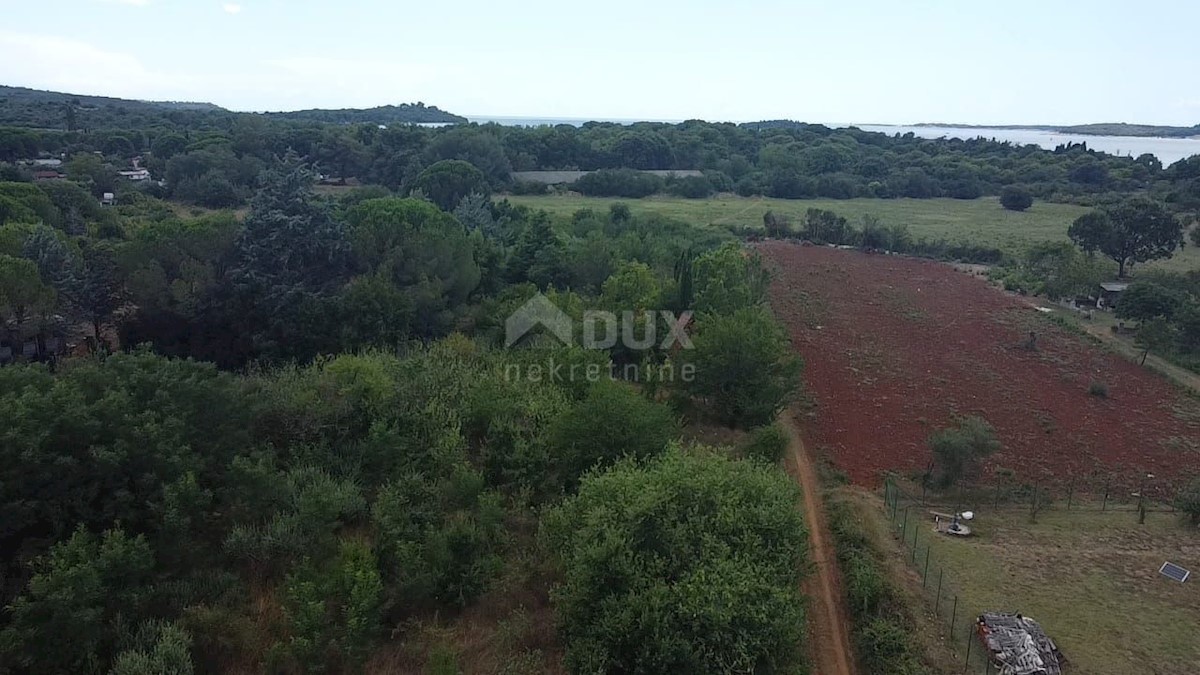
[505,293,692,350]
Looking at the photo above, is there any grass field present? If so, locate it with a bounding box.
[888,499,1200,675]
[505,194,1200,273]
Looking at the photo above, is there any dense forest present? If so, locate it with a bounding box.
[0,141,813,672]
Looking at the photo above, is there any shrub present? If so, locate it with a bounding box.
[547,379,678,487]
[276,541,383,672]
[510,179,549,195]
[543,450,808,674]
[826,497,926,675]
[927,415,1001,488]
[743,422,790,463]
[665,174,715,198]
[1000,186,1034,211]
[573,169,664,198]
[1088,381,1109,398]
[1176,478,1200,527]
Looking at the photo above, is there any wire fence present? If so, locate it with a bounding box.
[904,468,1189,520]
[877,473,1182,673]
[881,477,1001,674]
[879,470,1193,673]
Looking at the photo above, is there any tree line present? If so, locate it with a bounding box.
[5,110,1200,211]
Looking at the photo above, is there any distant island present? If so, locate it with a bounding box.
[0,85,466,130]
[912,121,1200,139]
[259,103,465,126]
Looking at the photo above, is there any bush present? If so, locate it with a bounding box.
[927,415,1001,488]
[509,179,549,195]
[665,174,715,198]
[1176,478,1200,527]
[1000,186,1034,211]
[275,541,383,672]
[743,422,790,463]
[543,450,808,674]
[827,497,926,675]
[548,379,678,487]
[1088,381,1109,398]
[573,169,664,198]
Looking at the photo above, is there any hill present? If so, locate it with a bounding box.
[0,84,464,130]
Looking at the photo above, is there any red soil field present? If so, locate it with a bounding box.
[760,242,1200,495]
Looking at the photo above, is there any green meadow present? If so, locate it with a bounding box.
[506,194,1200,273]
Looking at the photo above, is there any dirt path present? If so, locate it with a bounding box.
[781,412,857,675]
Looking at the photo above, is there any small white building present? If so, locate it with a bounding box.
[117,168,152,181]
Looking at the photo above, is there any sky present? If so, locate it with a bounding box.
[2,0,1199,125]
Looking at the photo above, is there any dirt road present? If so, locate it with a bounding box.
[782,413,857,675]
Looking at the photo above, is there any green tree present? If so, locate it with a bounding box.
[543,450,808,674]
[277,541,383,673]
[229,165,352,360]
[1116,282,1182,323]
[0,527,154,674]
[411,159,488,211]
[763,210,792,238]
[692,243,770,315]
[109,622,195,675]
[0,254,55,329]
[547,379,678,487]
[74,242,127,348]
[999,186,1033,211]
[1068,199,1183,277]
[927,416,1001,488]
[683,307,802,428]
[371,471,505,607]
[1134,317,1178,364]
[345,197,481,337]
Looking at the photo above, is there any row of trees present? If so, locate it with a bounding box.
[762,208,1008,264]
[6,113,1200,210]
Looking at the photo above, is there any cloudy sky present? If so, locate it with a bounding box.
[2,0,1199,125]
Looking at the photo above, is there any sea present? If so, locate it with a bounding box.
[464,117,1200,166]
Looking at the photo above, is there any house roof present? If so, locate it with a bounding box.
[1099,282,1130,292]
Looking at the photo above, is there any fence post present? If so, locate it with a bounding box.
[1066,479,1074,510]
[911,523,919,562]
[935,569,944,615]
[963,627,974,674]
[923,546,931,587]
[901,505,910,536]
[1102,478,1110,511]
[950,595,958,637]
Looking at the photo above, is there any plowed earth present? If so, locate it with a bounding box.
[760,242,1200,494]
